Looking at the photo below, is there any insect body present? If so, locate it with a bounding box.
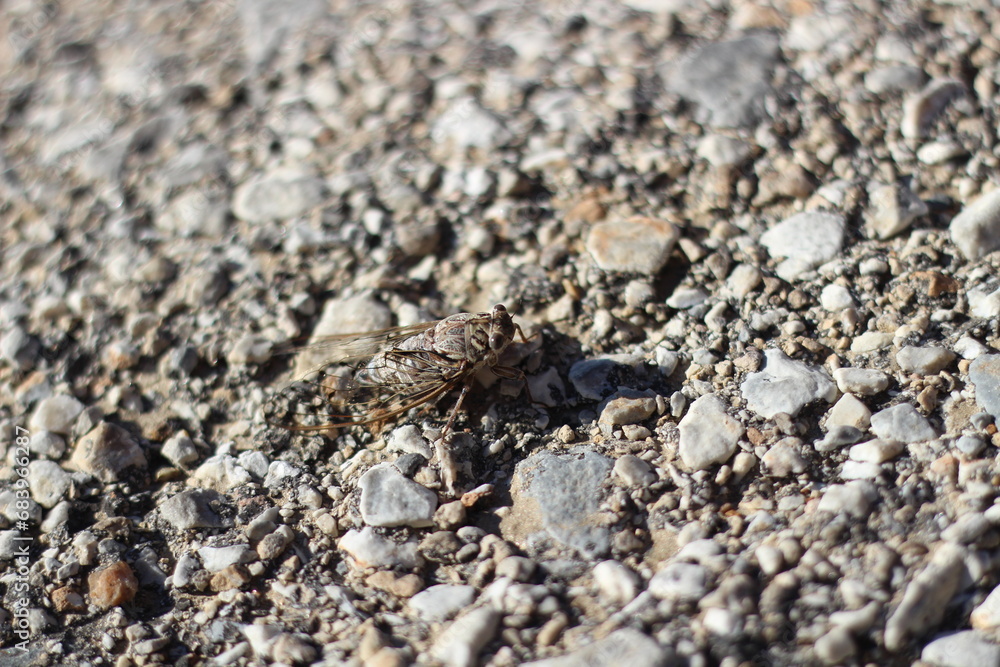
[266,304,531,436]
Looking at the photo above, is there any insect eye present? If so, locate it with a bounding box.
[489,333,505,350]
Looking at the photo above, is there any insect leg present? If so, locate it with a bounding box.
[442,375,475,436]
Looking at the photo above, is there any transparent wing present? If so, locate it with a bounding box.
[274,321,441,368]
[264,347,472,433]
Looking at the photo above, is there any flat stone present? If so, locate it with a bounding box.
[826,394,872,430]
[921,630,1000,667]
[851,331,894,353]
[358,463,437,528]
[430,607,500,667]
[501,448,613,558]
[761,438,808,477]
[678,393,744,470]
[522,628,670,667]
[884,543,965,652]
[832,368,890,395]
[69,422,147,483]
[817,481,877,518]
[408,584,476,622]
[338,527,423,570]
[159,489,228,530]
[866,181,928,240]
[232,171,324,224]
[599,396,656,425]
[26,460,71,509]
[970,355,1000,418]
[896,346,956,375]
[667,34,779,128]
[760,212,845,281]
[29,395,85,435]
[869,404,937,443]
[741,349,837,419]
[849,439,904,464]
[585,217,679,274]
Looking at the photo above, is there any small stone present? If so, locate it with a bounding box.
[27,460,71,508]
[755,544,783,576]
[869,404,936,443]
[951,188,1000,260]
[295,296,392,374]
[157,191,228,237]
[969,355,1000,418]
[866,181,928,240]
[759,211,845,281]
[942,513,990,545]
[409,584,476,622]
[865,65,924,94]
[593,560,639,606]
[271,634,317,665]
[884,543,965,652]
[158,489,227,530]
[29,395,85,435]
[896,346,955,375]
[971,583,1000,631]
[232,171,324,224]
[666,287,709,309]
[761,438,807,477]
[741,349,837,419]
[568,355,644,401]
[432,97,511,151]
[521,628,670,667]
[649,561,708,601]
[69,422,147,483]
[599,396,656,425]
[210,564,252,592]
[901,78,966,139]
[921,630,1000,667]
[848,439,904,464]
[429,607,500,667]
[826,394,872,430]
[495,556,536,582]
[51,586,86,613]
[814,626,856,664]
[198,545,255,572]
[956,435,986,457]
[726,264,762,298]
[832,368,890,395]
[585,217,679,274]
[817,481,877,518]
[0,326,39,370]
[696,134,752,167]
[161,432,199,467]
[678,394,745,470]
[339,527,423,570]
[526,367,566,408]
[850,331,894,353]
[814,425,864,452]
[386,424,432,458]
[88,561,139,609]
[28,431,67,459]
[820,284,854,311]
[227,335,274,365]
[969,288,1000,318]
[359,464,437,528]
[613,455,656,487]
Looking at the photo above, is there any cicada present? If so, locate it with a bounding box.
[265,304,532,436]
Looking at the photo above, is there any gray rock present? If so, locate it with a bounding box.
[921,631,1000,667]
[237,0,326,68]
[69,422,147,482]
[161,432,199,467]
[667,34,780,128]
[848,439,904,464]
[956,435,986,457]
[902,78,966,140]
[741,349,838,419]
[593,560,640,605]
[864,65,925,94]
[666,287,709,309]
[408,584,476,622]
[599,395,656,426]
[952,189,1000,260]
[820,284,855,311]
[866,181,928,240]
[296,295,392,374]
[761,438,808,476]
[832,367,890,395]
[29,395,85,435]
[339,526,423,570]
[678,394,744,470]
[585,217,679,274]
[0,326,39,370]
[430,607,500,667]
[817,481,877,518]
[157,191,228,237]
[568,355,645,401]
[28,431,67,459]
[613,455,656,487]
[814,425,864,452]
[227,335,274,365]
[884,543,965,652]
[159,489,228,530]
[696,134,752,168]
[198,544,255,572]
[501,448,613,558]
[231,171,324,224]
[648,561,709,602]
[869,404,937,443]
[971,355,1000,417]
[760,212,846,281]
[896,346,955,375]
[358,463,437,528]
[432,97,511,151]
[522,628,670,667]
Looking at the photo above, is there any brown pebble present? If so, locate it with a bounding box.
[210,564,252,592]
[51,586,87,613]
[88,561,139,609]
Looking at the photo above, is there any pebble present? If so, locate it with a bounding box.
[158,489,228,530]
[969,355,1000,417]
[849,439,904,464]
[648,561,709,602]
[338,527,423,570]
[599,395,656,426]
[501,448,613,558]
[69,422,147,483]
[386,424,433,458]
[816,481,877,518]
[161,432,199,467]
[585,217,679,274]
[157,191,228,237]
[522,628,670,667]
[901,78,966,139]
[741,349,837,419]
[27,460,71,508]
[814,425,864,452]
[296,295,392,373]
[358,464,437,528]
[88,561,139,609]
[592,560,639,605]
[814,626,856,664]
[227,335,274,365]
[28,431,66,459]
[666,287,709,309]
[429,606,500,667]
[866,181,928,239]
[726,263,763,297]
[950,188,1000,260]
[896,346,955,375]
[832,367,890,395]
[0,326,39,370]
[969,287,1000,319]
[409,585,476,622]
[432,97,511,151]
[971,583,1000,631]
[613,455,656,487]
[667,34,779,128]
[759,211,845,281]
[826,394,872,430]
[678,393,744,470]
[231,171,324,224]
[696,134,752,168]
[864,64,924,94]
[761,438,808,477]
[921,630,1000,666]
[29,395,85,435]
[198,545,255,572]
[820,284,855,311]
[869,404,937,443]
[955,434,986,457]
[884,543,965,652]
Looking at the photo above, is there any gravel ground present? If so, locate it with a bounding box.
[3,0,1000,665]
